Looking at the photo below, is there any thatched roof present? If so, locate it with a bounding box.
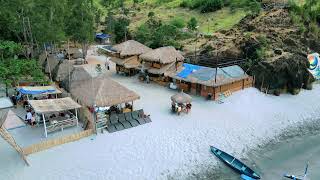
[113,40,152,57]
[140,46,184,64]
[3,110,25,130]
[45,55,61,74]
[70,76,140,107]
[71,64,107,81]
[54,60,75,82]
[171,92,192,104]
[28,97,81,114]
[66,48,83,59]
[0,109,9,127]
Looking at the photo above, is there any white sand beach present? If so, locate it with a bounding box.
[1,49,320,180]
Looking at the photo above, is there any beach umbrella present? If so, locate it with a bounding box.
[171,91,192,104]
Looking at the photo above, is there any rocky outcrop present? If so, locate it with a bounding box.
[198,8,318,95]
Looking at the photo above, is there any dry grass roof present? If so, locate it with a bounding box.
[145,62,176,75]
[28,97,81,114]
[54,60,75,82]
[70,76,140,107]
[113,40,152,57]
[171,92,192,104]
[140,46,184,64]
[45,55,61,74]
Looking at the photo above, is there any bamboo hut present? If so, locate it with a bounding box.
[54,60,76,83]
[140,46,184,85]
[166,63,253,100]
[70,75,140,131]
[111,40,152,76]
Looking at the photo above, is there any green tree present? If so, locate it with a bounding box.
[113,17,130,43]
[187,17,198,30]
[0,41,46,96]
[65,0,95,59]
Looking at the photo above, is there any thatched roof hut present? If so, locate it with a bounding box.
[62,64,107,91]
[70,76,140,107]
[140,46,184,64]
[171,92,192,104]
[113,40,152,57]
[54,60,75,82]
[45,54,61,74]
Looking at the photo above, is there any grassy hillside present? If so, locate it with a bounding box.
[96,0,249,34]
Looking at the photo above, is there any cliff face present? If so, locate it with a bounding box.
[199,7,318,95]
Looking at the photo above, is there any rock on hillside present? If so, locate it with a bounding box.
[199,7,318,95]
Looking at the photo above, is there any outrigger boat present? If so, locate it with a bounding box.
[210,146,261,179]
[283,163,309,180]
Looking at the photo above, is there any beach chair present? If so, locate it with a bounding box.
[109,114,119,125]
[124,112,139,127]
[132,110,146,125]
[138,109,152,123]
[106,125,117,133]
[109,114,125,131]
[118,113,132,129]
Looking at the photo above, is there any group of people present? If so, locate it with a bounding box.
[171,102,192,115]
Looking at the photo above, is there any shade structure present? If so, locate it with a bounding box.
[113,40,152,57]
[18,85,62,95]
[70,76,140,107]
[140,46,184,64]
[171,92,192,104]
[28,97,81,114]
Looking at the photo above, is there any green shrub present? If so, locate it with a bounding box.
[200,0,223,13]
[187,17,198,30]
[169,17,185,28]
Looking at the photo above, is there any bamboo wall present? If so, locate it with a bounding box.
[23,129,93,155]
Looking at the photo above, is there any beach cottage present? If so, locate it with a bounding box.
[70,75,142,133]
[140,46,184,85]
[110,40,152,76]
[166,63,253,100]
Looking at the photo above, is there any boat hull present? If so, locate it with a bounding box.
[210,146,261,179]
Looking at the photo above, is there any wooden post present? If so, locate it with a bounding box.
[42,113,48,138]
[75,109,78,127]
[131,101,133,112]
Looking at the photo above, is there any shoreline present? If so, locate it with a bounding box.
[184,117,320,180]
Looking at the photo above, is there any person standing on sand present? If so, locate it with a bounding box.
[105,59,110,70]
[26,110,32,125]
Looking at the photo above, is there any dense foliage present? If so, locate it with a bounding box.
[134,14,192,49]
[0,41,46,96]
[180,0,261,14]
[0,0,97,58]
[289,0,320,35]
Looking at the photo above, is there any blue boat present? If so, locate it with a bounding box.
[210,146,261,179]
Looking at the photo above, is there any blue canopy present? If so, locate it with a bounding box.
[96,33,111,39]
[177,63,203,78]
[18,86,60,95]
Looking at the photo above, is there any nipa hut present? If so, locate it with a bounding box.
[165,63,253,100]
[111,40,152,76]
[54,60,75,83]
[70,75,140,130]
[140,46,184,85]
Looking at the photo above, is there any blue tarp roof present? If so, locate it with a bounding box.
[177,63,245,82]
[96,33,111,39]
[177,63,203,78]
[18,86,59,95]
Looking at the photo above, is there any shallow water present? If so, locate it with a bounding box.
[215,134,320,180]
